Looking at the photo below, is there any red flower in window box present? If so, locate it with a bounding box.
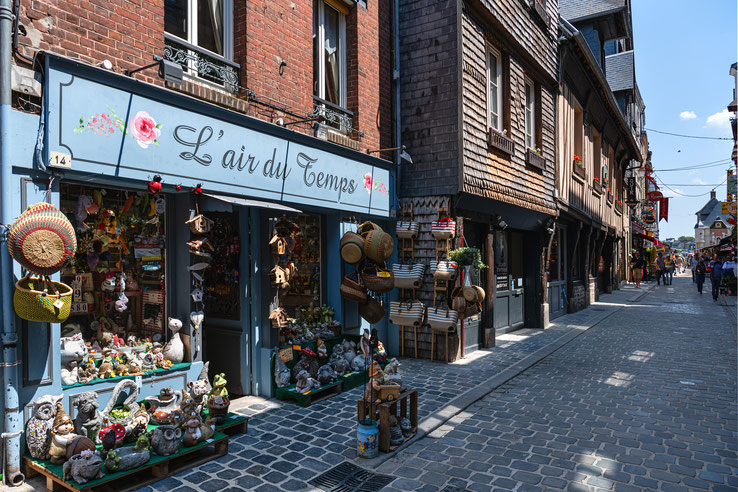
[594,176,599,182]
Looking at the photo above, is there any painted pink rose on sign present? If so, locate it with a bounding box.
[363,172,373,194]
[129,111,161,148]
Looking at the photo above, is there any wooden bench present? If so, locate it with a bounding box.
[357,388,418,453]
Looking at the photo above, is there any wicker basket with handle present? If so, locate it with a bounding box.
[13,274,72,323]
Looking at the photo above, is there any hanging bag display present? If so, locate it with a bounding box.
[340,272,367,302]
[359,296,386,324]
[426,306,459,332]
[463,285,486,303]
[461,302,482,319]
[430,260,458,281]
[396,220,419,239]
[431,217,456,239]
[361,264,395,294]
[340,231,365,264]
[358,221,382,235]
[389,300,426,327]
[450,287,466,313]
[392,263,425,289]
[13,274,73,323]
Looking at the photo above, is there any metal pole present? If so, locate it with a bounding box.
[0,0,24,485]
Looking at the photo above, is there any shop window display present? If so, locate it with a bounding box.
[275,213,322,314]
[58,183,184,388]
[195,212,240,320]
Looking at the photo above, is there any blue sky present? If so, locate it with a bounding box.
[632,0,737,240]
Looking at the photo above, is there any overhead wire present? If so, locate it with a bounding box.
[645,128,733,140]
[654,175,728,197]
[654,159,733,172]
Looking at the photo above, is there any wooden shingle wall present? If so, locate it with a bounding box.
[460,10,556,215]
[399,0,461,198]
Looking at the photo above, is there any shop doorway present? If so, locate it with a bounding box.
[548,228,567,320]
[493,231,525,333]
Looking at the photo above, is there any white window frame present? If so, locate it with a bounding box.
[486,46,503,132]
[524,78,535,149]
[166,0,234,60]
[313,0,348,109]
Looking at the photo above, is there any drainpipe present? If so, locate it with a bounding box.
[393,0,401,208]
[0,0,24,486]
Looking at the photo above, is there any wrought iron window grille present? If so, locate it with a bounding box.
[164,34,240,91]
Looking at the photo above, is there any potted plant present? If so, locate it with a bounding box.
[573,154,583,167]
[448,247,488,271]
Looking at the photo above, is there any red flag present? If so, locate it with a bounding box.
[659,197,669,222]
[645,175,659,188]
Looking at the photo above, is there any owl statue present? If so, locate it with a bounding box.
[149,425,181,456]
[26,394,63,459]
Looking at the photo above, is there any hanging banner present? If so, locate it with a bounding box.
[645,175,659,189]
[659,197,669,222]
[727,169,735,202]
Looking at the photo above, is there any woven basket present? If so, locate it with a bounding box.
[396,221,419,239]
[340,273,367,302]
[463,285,486,303]
[460,302,482,319]
[340,231,365,264]
[430,260,458,281]
[363,230,394,263]
[359,296,386,324]
[14,275,72,323]
[358,221,383,235]
[362,265,395,293]
[450,287,466,313]
[8,204,77,276]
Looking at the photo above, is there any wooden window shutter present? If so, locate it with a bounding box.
[502,53,511,131]
[535,82,542,149]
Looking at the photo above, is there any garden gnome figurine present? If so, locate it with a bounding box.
[49,403,78,464]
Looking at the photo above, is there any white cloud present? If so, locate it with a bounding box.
[705,109,731,131]
[692,176,707,185]
[679,110,697,120]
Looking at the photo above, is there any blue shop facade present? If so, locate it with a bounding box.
[6,53,396,436]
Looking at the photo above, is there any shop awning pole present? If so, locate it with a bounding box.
[0,0,24,485]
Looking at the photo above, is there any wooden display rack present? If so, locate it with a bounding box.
[24,432,229,492]
[23,413,248,492]
[357,388,418,453]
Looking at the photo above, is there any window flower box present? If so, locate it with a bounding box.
[615,200,623,214]
[573,156,585,179]
[526,148,545,170]
[607,190,613,204]
[592,177,602,194]
[488,128,515,155]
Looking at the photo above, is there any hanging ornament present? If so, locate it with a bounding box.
[148,175,163,194]
[193,183,203,195]
[175,185,182,191]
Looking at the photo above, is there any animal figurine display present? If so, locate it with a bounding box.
[149,425,181,456]
[273,349,291,388]
[162,318,184,364]
[187,362,212,408]
[295,369,320,394]
[104,435,151,472]
[316,338,328,359]
[363,362,383,404]
[351,354,368,372]
[63,450,103,484]
[49,403,90,464]
[145,387,182,425]
[25,394,63,460]
[181,409,215,447]
[98,423,126,453]
[61,361,79,386]
[72,392,103,444]
[317,364,337,385]
[100,379,140,427]
[331,357,349,377]
[77,356,98,384]
[207,373,230,424]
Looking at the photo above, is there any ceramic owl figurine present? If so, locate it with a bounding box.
[26,394,63,459]
[149,425,181,456]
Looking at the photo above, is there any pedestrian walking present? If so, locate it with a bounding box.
[710,254,723,301]
[695,259,707,294]
[664,254,674,285]
[691,254,698,283]
[630,251,645,289]
[655,252,665,286]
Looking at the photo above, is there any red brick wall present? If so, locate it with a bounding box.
[15,0,392,153]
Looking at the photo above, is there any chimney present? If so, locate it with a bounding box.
[710,190,716,199]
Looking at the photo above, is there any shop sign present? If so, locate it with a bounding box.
[45,62,391,216]
[722,201,737,215]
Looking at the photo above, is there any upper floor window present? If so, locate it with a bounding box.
[524,79,535,149]
[313,0,347,107]
[487,47,503,131]
[165,0,233,58]
[593,129,602,180]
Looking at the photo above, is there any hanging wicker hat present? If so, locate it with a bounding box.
[8,204,77,276]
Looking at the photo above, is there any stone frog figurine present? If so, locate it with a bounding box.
[207,373,230,424]
[72,392,103,444]
[63,450,104,484]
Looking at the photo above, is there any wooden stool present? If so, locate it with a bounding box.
[430,327,455,363]
[358,388,418,453]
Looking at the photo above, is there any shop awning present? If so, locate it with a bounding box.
[634,232,663,247]
[204,193,302,213]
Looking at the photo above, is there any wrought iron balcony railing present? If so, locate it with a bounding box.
[164,33,240,91]
[311,96,357,136]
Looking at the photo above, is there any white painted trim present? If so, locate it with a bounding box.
[486,45,503,132]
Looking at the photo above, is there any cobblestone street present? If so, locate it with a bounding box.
[377,275,737,492]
